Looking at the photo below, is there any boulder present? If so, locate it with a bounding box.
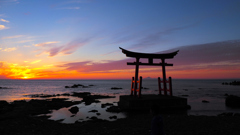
[69,106,79,114]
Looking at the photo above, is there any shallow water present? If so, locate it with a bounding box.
[1,79,240,123]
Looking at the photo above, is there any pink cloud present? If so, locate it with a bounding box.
[58,40,240,76]
[36,38,92,57]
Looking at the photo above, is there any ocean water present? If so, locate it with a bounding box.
[1,79,240,123]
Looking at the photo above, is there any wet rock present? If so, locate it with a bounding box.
[109,115,117,119]
[65,84,84,88]
[90,116,98,120]
[83,96,99,105]
[61,93,71,96]
[25,94,57,98]
[101,103,114,108]
[225,95,240,108]
[218,112,234,117]
[106,105,122,113]
[91,95,115,99]
[71,92,91,98]
[96,113,101,116]
[69,106,79,114]
[88,110,98,113]
[51,98,68,102]
[111,87,122,90]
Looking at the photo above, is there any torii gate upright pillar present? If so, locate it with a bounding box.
[134,58,140,96]
[161,58,167,95]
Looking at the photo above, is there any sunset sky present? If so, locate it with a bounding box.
[0,0,240,79]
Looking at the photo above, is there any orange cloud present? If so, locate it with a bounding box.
[1,47,17,52]
[0,19,9,23]
[35,41,59,47]
[0,25,8,30]
[2,35,23,39]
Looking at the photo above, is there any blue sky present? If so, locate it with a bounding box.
[0,0,240,79]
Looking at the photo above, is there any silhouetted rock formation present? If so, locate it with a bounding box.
[222,81,240,85]
[111,87,122,90]
[65,84,93,88]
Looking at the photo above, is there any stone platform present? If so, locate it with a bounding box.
[118,94,189,112]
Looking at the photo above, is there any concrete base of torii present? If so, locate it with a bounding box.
[118,94,189,112]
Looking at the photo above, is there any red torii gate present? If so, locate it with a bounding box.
[119,47,179,97]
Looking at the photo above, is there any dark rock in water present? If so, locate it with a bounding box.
[26,94,57,98]
[90,116,98,120]
[61,93,70,96]
[52,98,68,102]
[218,112,234,117]
[69,106,79,114]
[202,100,209,103]
[89,84,95,86]
[65,84,84,88]
[106,105,122,113]
[71,92,91,98]
[222,81,240,85]
[226,95,240,108]
[111,87,122,90]
[96,113,101,116]
[82,96,100,105]
[88,110,98,113]
[109,115,117,119]
[101,103,114,108]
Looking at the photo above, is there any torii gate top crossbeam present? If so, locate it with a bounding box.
[119,47,179,59]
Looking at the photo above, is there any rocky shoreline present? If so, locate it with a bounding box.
[1,92,240,135]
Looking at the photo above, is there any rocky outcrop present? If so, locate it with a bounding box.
[225,95,240,108]
[222,81,240,85]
